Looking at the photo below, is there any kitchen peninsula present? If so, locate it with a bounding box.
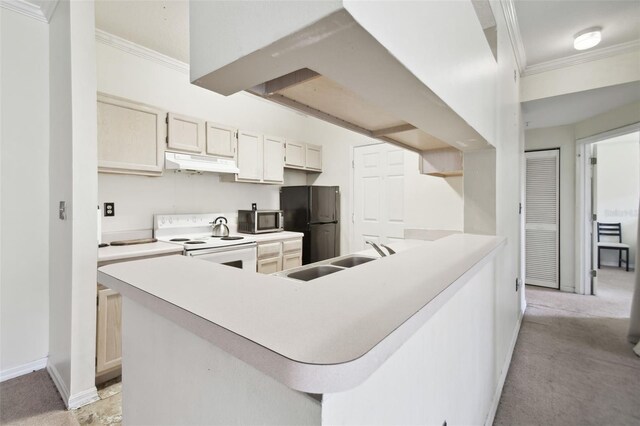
[98,233,506,425]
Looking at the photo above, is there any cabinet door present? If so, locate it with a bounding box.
[305,143,323,171]
[97,93,165,176]
[206,122,237,158]
[282,251,302,271]
[263,135,285,183]
[285,141,306,168]
[257,257,282,274]
[167,112,205,154]
[257,241,282,260]
[96,288,122,375]
[237,130,263,181]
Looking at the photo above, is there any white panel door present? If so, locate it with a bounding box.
[353,144,406,250]
[525,150,559,288]
[236,130,262,181]
[263,135,285,183]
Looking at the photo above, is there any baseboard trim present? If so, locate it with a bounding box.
[47,363,70,406]
[68,387,100,409]
[0,357,48,382]
[47,363,99,409]
[484,310,524,426]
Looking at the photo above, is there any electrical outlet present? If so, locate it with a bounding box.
[104,202,115,217]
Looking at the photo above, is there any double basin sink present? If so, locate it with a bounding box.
[280,255,377,282]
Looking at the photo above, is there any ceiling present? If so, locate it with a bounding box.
[514,0,640,66]
[522,81,640,129]
[94,0,640,132]
[95,0,189,63]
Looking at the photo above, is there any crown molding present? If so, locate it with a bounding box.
[523,40,640,76]
[0,0,58,23]
[499,0,527,74]
[95,29,190,74]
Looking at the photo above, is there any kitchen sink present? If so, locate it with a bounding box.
[286,265,343,282]
[330,256,376,268]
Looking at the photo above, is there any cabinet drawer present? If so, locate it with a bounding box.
[282,239,302,253]
[257,242,282,259]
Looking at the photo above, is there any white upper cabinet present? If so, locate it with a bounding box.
[285,141,323,172]
[285,141,306,168]
[97,93,165,176]
[206,122,237,158]
[305,143,323,171]
[167,112,205,154]
[263,135,285,183]
[236,130,263,181]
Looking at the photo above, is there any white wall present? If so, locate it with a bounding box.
[96,39,380,254]
[525,125,576,291]
[344,0,497,144]
[491,0,526,386]
[521,50,640,102]
[575,101,640,140]
[49,0,99,407]
[596,133,640,268]
[0,8,50,376]
[403,157,463,232]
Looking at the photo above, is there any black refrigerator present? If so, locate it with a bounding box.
[280,186,340,265]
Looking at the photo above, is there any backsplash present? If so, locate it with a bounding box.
[98,169,306,235]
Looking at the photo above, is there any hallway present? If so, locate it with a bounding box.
[494,267,640,425]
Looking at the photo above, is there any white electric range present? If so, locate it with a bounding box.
[154,214,257,271]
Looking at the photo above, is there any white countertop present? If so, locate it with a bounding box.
[98,233,504,393]
[239,231,304,242]
[98,241,183,263]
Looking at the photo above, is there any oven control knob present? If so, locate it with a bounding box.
[168,217,173,224]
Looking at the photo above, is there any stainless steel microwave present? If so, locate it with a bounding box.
[237,210,284,234]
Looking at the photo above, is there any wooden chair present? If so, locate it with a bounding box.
[597,222,630,271]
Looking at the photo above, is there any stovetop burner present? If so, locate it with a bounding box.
[184,241,206,245]
[220,236,244,241]
[170,238,190,242]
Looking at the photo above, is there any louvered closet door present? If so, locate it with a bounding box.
[525,150,559,288]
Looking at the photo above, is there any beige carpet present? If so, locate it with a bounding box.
[0,369,78,426]
[0,371,121,425]
[494,267,640,426]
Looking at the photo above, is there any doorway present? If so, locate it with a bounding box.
[576,124,640,295]
[524,149,560,289]
[352,143,407,250]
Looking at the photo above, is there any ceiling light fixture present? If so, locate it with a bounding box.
[573,27,602,51]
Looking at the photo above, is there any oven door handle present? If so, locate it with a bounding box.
[186,243,257,256]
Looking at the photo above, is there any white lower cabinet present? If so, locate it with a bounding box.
[282,252,303,271]
[96,286,122,377]
[257,257,282,274]
[256,237,303,274]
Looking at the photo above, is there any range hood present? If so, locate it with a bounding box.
[164,152,239,174]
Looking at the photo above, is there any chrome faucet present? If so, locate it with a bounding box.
[366,241,387,257]
[381,244,396,255]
